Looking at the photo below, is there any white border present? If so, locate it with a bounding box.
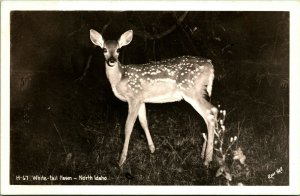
[1,0,300,195]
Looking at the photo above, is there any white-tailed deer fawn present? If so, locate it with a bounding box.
[90,29,218,167]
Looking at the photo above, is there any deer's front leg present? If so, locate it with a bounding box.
[119,101,141,167]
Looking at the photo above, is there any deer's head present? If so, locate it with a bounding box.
[90,29,133,67]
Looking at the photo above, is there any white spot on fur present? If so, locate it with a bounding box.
[211,107,218,114]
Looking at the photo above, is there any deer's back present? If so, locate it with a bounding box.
[120,55,214,93]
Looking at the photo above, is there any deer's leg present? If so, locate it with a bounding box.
[138,103,155,153]
[119,101,141,167]
[201,134,207,160]
[183,94,217,166]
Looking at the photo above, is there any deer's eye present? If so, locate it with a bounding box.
[116,48,121,53]
[103,48,108,53]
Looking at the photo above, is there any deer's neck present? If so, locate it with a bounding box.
[105,62,123,88]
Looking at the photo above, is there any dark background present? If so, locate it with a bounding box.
[10,11,289,185]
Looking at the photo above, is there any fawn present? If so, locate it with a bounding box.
[90,29,217,167]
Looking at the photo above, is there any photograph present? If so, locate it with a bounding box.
[1,0,300,195]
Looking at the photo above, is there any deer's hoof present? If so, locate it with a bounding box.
[149,144,155,153]
[204,158,212,167]
[204,160,209,167]
[119,154,127,167]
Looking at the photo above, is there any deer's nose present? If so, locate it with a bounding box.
[106,58,117,66]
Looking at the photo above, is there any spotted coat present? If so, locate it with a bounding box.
[119,55,214,95]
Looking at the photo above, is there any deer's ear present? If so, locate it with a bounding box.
[90,29,104,48]
[118,30,133,48]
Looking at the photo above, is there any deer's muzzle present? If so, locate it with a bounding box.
[106,58,117,67]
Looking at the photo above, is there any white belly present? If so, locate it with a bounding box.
[144,90,183,103]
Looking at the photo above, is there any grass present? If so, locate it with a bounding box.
[10,75,289,185]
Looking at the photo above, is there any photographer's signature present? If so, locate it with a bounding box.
[268,166,283,179]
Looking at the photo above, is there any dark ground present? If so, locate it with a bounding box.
[10,11,289,185]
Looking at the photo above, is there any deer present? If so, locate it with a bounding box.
[89,29,218,167]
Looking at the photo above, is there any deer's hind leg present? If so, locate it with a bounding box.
[182,92,217,166]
